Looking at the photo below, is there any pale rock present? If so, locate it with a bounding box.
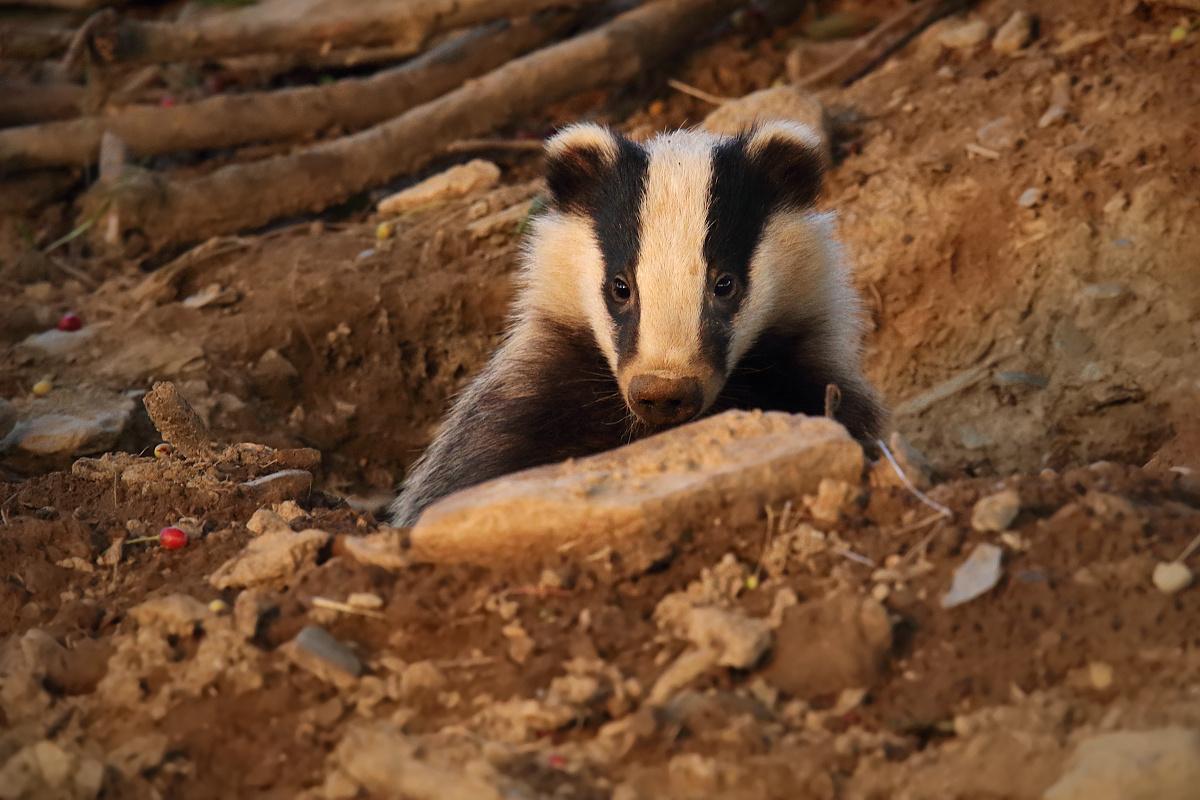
[274,500,309,523]
[683,607,773,668]
[938,17,990,50]
[1044,728,1200,800]
[411,411,863,574]
[702,86,830,163]
[16,328,95,359]
[1039,73,1072,128]
[246,507,290,535]
[107,733,169,779]
[334,722,502,800]
[399,661,447,699]
[377,160,501,216]
[209,528,330,589]
[941,543,1004,607]
[993,10,1034,53]
[342,528,412,571]
[977,116,1020,150]
[33,740,72,788]
[971,489,1021,532]
[128,594,210,635]
[805,478,857,523]
[465,200,533,239]
[285,625,363,686]
[648,647,720,706]
[2,399,133,458]
[1152,562,1193,594]
[1019,188,1044,207]
[1054,30,1105,55]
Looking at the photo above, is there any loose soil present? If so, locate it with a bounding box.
[2,0,1199,798]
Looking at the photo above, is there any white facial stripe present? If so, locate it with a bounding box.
[731,210,862,367]
[624,132,715,380]
[519,213,620,371]
[545,123,619,164]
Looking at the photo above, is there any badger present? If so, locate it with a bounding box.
[390,120,885,526]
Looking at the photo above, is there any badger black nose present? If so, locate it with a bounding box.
[628,375,704,426]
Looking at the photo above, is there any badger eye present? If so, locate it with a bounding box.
[714,274,736,298]
[611,276,631,303]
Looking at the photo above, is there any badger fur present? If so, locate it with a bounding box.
[390,121,885,526]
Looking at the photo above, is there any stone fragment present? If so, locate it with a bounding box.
[107,733,170,779]
[976,116,1020,150]
[1019,188,1043,207]
[1039,73,1072,128]
[993,10,1033,53]
[1152,561,1193,594]
[285,625,363,686]
[648,647,720,706]
[209,528,330,589]
[805,478,857,523]
[762,596,892,699]
[240,469,313,503]
[342,529,412,571]
[1054,30,1104,55]
[246,508,290,535]
[335,723,501,800]
[274,500,310,523]
[941,543,1004,608]
[466,200,533,239]
[15,328,95,359]
[411,411,863,574]
[971,489,1021,532]
[399,661,447,699]
[683,607,772,669]
[128,594,210,635]
[702,86,830,163]
[377,160,501,215]
[1044,728,1200,800]
[937,17,990,49]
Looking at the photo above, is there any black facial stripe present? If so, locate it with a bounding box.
[701,134,773,372]
[588,137,649,370]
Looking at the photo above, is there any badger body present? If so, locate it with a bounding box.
[390,121,885,526]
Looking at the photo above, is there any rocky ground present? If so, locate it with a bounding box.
[2,0,1200,798]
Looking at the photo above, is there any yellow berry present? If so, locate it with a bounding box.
[32,379,52,395]
[376,222,394,240]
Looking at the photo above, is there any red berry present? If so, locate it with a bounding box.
[160,95,175,107]
[159,526,188,550]
[548,754,566,768]
[57,313,82,332]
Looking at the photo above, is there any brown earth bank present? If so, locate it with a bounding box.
[2,0,1200,798]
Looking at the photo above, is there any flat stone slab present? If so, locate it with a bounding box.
[410,410,863,573]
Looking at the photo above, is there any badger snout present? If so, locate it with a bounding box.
[627,374,704,427]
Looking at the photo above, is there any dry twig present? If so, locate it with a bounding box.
[79,0,745,250]
[1,17,574,169]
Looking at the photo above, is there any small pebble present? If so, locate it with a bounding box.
[993,10,1033,53]
[154,443,173,458]
[971,490,1021,532]
[941,543,1004,608]
[938,17,990,50]
[1152,561,1193,595]
[294,625,364,679]
[1018,188,1043,208]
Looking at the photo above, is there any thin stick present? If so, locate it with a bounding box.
[833,548,875,567]
[796,0,934,88]
[877,437,953,518]
[312,597,385,619]
[666,78,730,105]
[1175,531,1200,564]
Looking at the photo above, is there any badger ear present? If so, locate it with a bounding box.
[744,120,828,209]
[544,123,623,213]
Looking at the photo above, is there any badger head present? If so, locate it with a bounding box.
[523,121,836,429]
